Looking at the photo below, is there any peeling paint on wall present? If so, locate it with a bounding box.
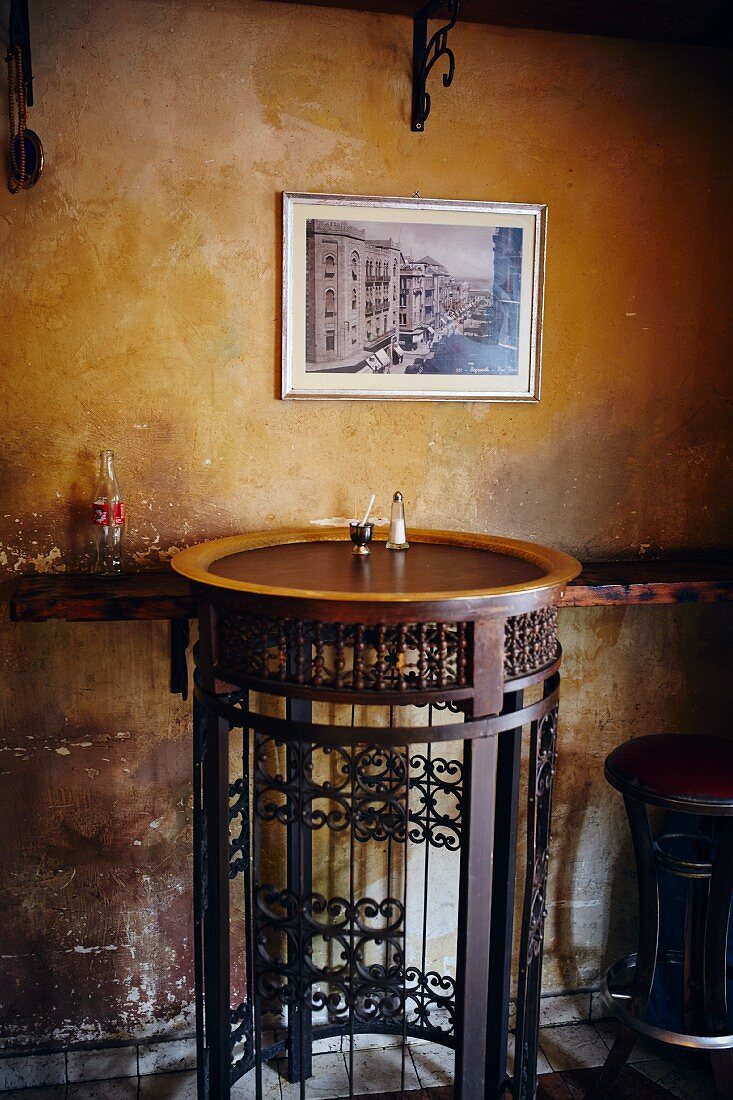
[0,616,195,1045]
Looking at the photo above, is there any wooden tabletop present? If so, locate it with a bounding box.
[177,528,580,604]
[208,541,544,597]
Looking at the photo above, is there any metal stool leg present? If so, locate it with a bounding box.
[704,818,733,1100]
[585,796,660,1100]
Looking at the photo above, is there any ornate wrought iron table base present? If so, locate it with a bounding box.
[173,528,580,1100]
[193,669,560,1100]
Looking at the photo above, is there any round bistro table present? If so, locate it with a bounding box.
[172,528,580,1100]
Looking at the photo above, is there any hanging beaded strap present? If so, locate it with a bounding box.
[6,44,27,193]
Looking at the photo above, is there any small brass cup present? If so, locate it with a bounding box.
[349,521,374,556]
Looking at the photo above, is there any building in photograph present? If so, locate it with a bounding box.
[491,227,522,352]
[417,255,446,330]
[446,279,470,314]
[398,257,427,350]
[398,256,461,350]
[418,255,454,337]
[306,221,400,369]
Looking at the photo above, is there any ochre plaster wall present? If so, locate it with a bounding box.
[1,0,732,1047]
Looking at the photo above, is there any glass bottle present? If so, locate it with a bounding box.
[92,450,125,574]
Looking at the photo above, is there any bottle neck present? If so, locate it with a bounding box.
[99,450,116,479]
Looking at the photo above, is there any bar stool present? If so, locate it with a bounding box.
[586,733,733,1100]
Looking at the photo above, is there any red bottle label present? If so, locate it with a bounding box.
[92,501,125,525]
[92,501,109,525]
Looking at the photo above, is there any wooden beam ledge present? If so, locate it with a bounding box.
[7,571,197,623]
[558,560,733,607]
[4,559,733,622]
[259,0,733,49]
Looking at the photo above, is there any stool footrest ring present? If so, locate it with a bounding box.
[600,953,733,1051]
[654,831,715,879]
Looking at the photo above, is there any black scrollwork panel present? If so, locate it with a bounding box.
[253,887,406,1019]
[254,738,409,839]
[230,1000,254,1069]
[513,703,559,1100]
[253,885,457,1042]
[251,872,460,1038]
[229,777,249,879]
[353,746,408,842]
[253,735,463,849]
[408,752,463,850]
[526,706,557,962]
[404,967,456,1036]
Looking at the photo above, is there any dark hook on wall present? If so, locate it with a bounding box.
[8,0,33,106]
[411,0,460,132]
[6,0,43,191]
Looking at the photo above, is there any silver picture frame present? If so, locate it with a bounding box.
[282,191,546,402]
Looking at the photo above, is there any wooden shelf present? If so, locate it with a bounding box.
[559,560,733,607]
[5,560,733,622]
[260,0,733,48]
[6,571,196,623]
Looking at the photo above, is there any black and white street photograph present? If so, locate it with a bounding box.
[305,219,521,377]
[282,194,546,401]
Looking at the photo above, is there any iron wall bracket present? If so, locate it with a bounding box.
[411,0,460,132]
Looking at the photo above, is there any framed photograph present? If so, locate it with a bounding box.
[282,192,546,401]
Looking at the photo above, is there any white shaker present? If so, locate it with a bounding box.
[386,491,410,550]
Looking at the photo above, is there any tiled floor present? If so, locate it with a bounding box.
[0,1022,718,1098]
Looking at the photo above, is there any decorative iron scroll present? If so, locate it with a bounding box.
[408,752,463,850]
[254,888,403,1010]
[230,1001,254,1070]
[252,884,456,1039]
[526,706,557,963]
[248,737,464,851]
[513,702,559,1100]
[229,777,249,879]
[254,738,409,839]
[504,607,558,679]
[250,727,463,1048]
[404,966,456,1035]
[217,615,469,694]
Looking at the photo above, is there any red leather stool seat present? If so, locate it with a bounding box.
[605,734,733,813]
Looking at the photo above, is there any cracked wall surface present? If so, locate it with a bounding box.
[1,0,732,1048]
